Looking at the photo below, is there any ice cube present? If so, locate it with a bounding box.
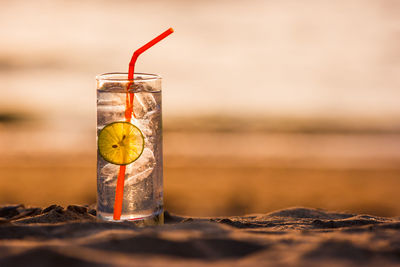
[101,163,119,185]
[100,148,156,186]
[131,118,154,138]
[97,92,126,106]
[99,82,127,92]
[128,82,145,93]
[97,105,125,126]
[133,92,160,119]
[125,148,156,185]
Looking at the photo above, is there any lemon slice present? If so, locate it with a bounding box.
[98,121,145,165]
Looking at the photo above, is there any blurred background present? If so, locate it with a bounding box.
[0,0,399,217]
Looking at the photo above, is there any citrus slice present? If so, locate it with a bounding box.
[98,121,144,165]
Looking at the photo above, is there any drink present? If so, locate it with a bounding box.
[96,73,163,224]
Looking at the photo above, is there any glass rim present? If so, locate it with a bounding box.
[96,72,162,82]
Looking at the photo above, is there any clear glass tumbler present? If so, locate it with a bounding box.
[96,73,163,224]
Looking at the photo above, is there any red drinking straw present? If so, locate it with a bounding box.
[113,27,174,220]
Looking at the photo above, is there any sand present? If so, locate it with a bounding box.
[0,205,399,266]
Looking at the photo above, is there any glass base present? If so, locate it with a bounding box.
[97,209,164,226]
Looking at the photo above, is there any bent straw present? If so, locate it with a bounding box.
[125,27,174,121]
[113,27,174,220]
[128,28,174,79]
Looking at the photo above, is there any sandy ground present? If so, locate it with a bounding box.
[0,205,400,266]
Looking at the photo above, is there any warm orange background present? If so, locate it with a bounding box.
[0,0,399,216]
